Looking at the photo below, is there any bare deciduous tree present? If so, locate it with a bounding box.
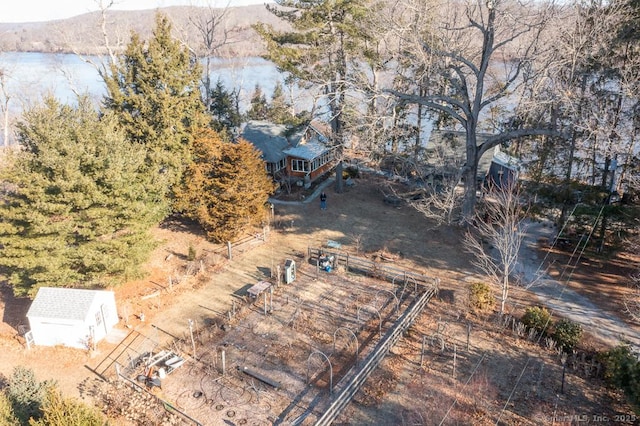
[464,181,527,314]
[0,68,12,146]
[386,0,559,220]
[625,272,640,324]
[411,176,463,227]
[624,217,640,323]
[187,1,231,110]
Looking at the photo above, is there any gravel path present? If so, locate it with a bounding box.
[517,220,640,352]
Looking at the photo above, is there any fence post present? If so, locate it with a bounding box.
[264,292,268,315]
[452,344,457,378]
[227,241,232,260]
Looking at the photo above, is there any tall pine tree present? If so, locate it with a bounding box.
[246,84,269,121]
[209,79,241,139]
[254,0,374,144]
[0,98,161,297]
[175,128,274,243]
[103,13,208,210]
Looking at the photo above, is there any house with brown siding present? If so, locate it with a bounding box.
[241,120,336,185]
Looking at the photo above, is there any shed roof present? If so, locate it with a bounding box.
[27,287,111,322]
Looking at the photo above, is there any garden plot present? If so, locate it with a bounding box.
[148,265,412,425]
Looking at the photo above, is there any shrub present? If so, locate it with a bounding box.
[187,244,197,261]
[0,392,19,425]
[30,388,106,426]
[343,166,359,179]
[521,306,552,334]
[469,282,494,311]
[6,367,51,424]
[600,345,640,411]
[552,319,583,352]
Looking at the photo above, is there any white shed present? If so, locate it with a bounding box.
[26,287,118,349]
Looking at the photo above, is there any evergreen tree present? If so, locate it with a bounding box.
[103,12,208,208]
[266,81,291,124]
[246,84,269,121]
[209,79,241,138]
[6,366,51,424]
[175,128,274,243]
[0,391,19,426]
[29,388,106,426]
[0,98,161,297]
[254,0,374,144]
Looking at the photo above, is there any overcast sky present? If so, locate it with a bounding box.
[0,0,267,23]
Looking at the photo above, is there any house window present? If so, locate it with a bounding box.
[311,151,334,171]
[291,159,310,172]
[95,311,103,327]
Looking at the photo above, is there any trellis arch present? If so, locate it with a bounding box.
[375,289,399,314]
[393,273,417,301]
[356,304,382,337]
[333,327,359,365]
[306,349,333,393]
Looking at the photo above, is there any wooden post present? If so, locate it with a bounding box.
[221,350,226,376]
[452,344,457,379]
[466,322,471,351]
[421,335,426,369]
[188,319,196,360]
[346,253,349,272]
[227,241,232,259]
[561,354,568,393]
[269,286,273,312]
[263,292,267,315]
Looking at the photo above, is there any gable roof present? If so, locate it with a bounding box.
[27,287,111,322]
[241,120,332,163]
[241,121,290,163]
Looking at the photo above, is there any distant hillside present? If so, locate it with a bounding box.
[0,5,287,57]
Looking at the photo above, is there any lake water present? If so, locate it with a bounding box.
[0,51,302,118]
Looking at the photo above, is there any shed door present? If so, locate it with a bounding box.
[96,304,108,335]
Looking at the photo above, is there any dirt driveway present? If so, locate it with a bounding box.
[131,174,471,343]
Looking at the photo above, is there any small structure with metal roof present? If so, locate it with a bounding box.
[26,287,118,349]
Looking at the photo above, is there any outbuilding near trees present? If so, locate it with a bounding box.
[26,287,118,349]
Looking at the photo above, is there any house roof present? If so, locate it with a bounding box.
[426,130,497,178]
[491,149,520,170]
[242,120,332,163]
[240,121,289,164]
[27,287,112,322]
[283,140,330,161]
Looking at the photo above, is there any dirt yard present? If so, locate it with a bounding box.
[0,173,638,425]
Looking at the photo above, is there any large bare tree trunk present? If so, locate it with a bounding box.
[386,0,557,222]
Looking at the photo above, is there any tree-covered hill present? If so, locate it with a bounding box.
[0,5,287,56]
